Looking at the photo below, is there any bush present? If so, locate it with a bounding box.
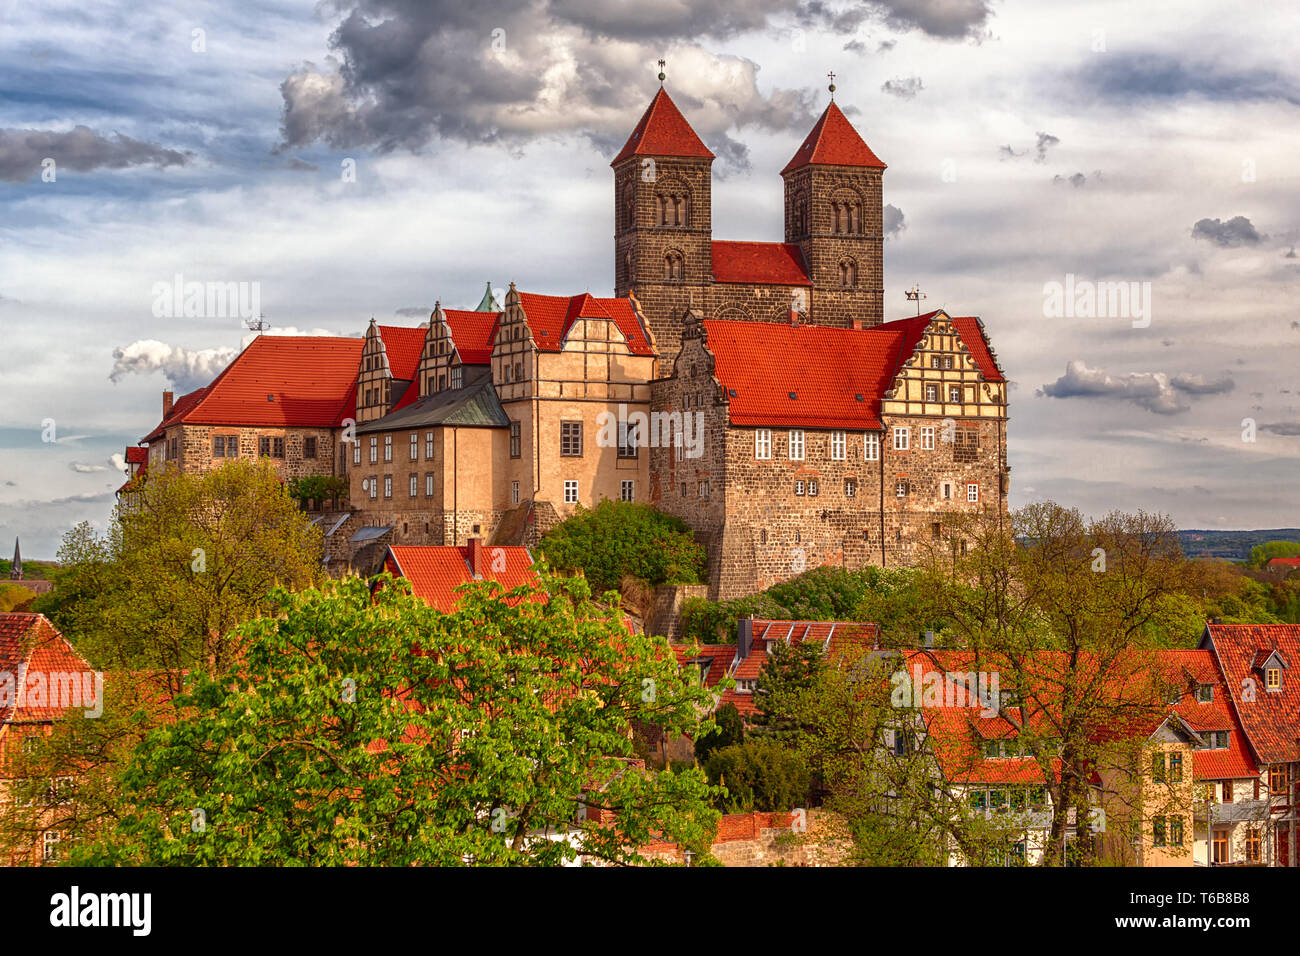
[538,500,706,595]
[694,702,744,762]
[0,584,35,613]
[704,739,810,813]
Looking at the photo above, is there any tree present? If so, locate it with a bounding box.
[704,739,810,814]
[912,503,1195,866]
[1248,540,1300,568]
[71,571,722,866]
[36,459,324,689]
[750,639,825,745]
[539,500,706,595]
[694,701,743,762]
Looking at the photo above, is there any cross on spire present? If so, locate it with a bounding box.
[827,71,836,99]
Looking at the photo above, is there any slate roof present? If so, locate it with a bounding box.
[357,368,509,434]
[1201,623,1300,764]
[781,101,886,174]
[711,241,811,286]
[611,88,715,166]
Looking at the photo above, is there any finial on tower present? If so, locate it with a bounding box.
[905,285,928,315]
[827,71,836,100]
[658,59,666,85]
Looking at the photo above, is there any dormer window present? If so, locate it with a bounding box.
[1196,683,1213,703]
[1266,667,1281,690]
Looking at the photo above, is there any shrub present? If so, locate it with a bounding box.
[704,739,810,814]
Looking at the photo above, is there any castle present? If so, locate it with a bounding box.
[121,82,1010,600]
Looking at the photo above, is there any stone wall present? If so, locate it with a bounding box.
[646,583,708,641]
[642,810,852,866]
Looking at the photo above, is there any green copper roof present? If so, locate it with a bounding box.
[475,282,502,313]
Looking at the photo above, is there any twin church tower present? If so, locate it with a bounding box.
[611,82,888,354]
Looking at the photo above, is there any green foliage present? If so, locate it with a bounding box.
[1248,540,1300,568]
[287,474,348,507]
[750,640,825,746]
[0,583,35,612]
[681,564,924,643]
[694,702,744,762]
[71,570,722,866]
[704,739,810,814]
[538,500,706,594]
[35,458,324,678]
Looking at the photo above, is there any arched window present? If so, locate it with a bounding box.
[838,258,857,288]
[664,251,685,282]
[624,251,634,283]
[830,190,863,235]
[655,184,689,227]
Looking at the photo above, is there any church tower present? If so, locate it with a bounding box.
[612,78,714,355]
[781,96,886,327]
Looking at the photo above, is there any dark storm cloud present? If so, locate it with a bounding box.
[0,125,189,182]
[1037,361,1233,415]
[803,0,993,39]
[1073,53,1300,106]
[1192,216,1265,247]
[1034,132,1059,162]
[883,203,906,237]
[881,76,923,98]
[1260,422,1300,436]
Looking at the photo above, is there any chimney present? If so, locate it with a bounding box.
[923,630,936,648]
[162,390,174,418]
[851,319,864,331]
[788,309,800,327]
[737,617,754,659]
[468,537,484,579]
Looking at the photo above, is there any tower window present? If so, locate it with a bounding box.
[838,259,857,288]
[664,251,685,282]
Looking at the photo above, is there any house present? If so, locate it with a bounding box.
[381,540,536,613]
[1199,623,1300,866]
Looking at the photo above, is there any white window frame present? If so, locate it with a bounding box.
[949,385,962,403]
[426,473,434,497]
[830,430,846,461]
[353,441,361,465]
[865,433,880,461]
[967,483,979,502]
[409,474,418,497]
[512,481,520,505]
[755,429,772,460]
[895,480,908,498]
[368,476,377,500]
[425,431,434,459]
[920,426,935,450]
[384,435,393,462]
[893,426,910,451]
[564,480,579,504]
[789,429,805,461]
[409,434,418,460]
[621,479,635,502]
[384,476,392,498]
[925,384,938,402]
[369,436,378,464]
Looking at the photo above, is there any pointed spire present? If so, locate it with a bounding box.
[781,99,886,175]
[474,282,501,313]
[611,87,715,167]
[10,537,21,580]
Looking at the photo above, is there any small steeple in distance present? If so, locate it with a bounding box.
[10,536,22,580]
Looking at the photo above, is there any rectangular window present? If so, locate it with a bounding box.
[43,830,60,863]
[368,476,377,500]
[259,436,270,457]
[1153,817,1166,847]
[512,481,520,505]
[1170,816,1184,847]
[1222,780,1233,803]
[369,436,378,464]
[920,426,934,450]
[949,385,962,403]
[893,427,909,451]
[409,474,417,497]
[410,434,418,460]
[788,430,805,461]
[1152,753,1165,783]
[426,473,434,497]
[273,437,284,458]
[795,480,805,496]
[509,421,521,459]
[383,476,392,498]
[621,480,634,502]
[755,429,772,460]
[925,384,937,402]
[1245,827,1261,862]
[213,436,225,457]
[967,483,979,503]
[1169,752,1183,782]
[563,480,578,504]
[384,435,392,462]
[617,420,638,458]
[353,441,361,465]
[844,478,857,498]
[451,367,463,389]
[1269,764,1291,795]
[304,437,317,459]
[865,433,880,461]
[895,480,908,498]
[426,431,434,459]
[1196,684,1214,703]
[808,479,819,497]
[1266,667,1281,690]
[560,421,583,457]
[830,431,846,461]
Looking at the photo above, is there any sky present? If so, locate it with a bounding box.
[1,0,1298,558]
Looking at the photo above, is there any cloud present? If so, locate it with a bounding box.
[807,0,994,39]
[1053,172,1087,187]
[0,125,189,183]
[109,340,238,392]
[881,76,924,99]
[1071,53,1300,106]
[1034,131,1059,162]
[109,453,128,473]
[1260,422,1300,436]
[1037,361,1233,415]
[285,157,320,172]
[275,2,814,170]
[395,307,431,318]
[1192,216,1265,247]
[883,203,906,237]
[69,461,110,473]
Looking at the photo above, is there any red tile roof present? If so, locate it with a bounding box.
[142,386,208,443]
[949,316,1005,382]
[1202,624,1300,764]
[611,88,715,166]
[443,309,500,365]
[1161,649,1258,780]
[384,543,537,613]
[148,335,363,432]
[781,102,886,175]
[711,241,811,287]
[1266,556,1300,568]
[516,292,654,357]
[0,614,98,722]
[378,326,426,382]
[125,446,148,464]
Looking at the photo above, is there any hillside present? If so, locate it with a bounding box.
[1178,529,1300,562]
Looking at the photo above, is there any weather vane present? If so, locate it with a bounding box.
[658,59,666,85]
[245,313,269,333]
[905,286,927,315]
[828,71,836,99]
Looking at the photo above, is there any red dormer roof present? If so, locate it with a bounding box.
[1201,623,1300,764]
[442,309,500,365]
[516,292,654,357]
[1161,649,1258,780]
[781,101,886,175]
[711,241,811,287]
[125,446,148,465]
[384,543,537,613]
[377,326,426,382]
[145,335,363,434]
[611,88,715,166]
